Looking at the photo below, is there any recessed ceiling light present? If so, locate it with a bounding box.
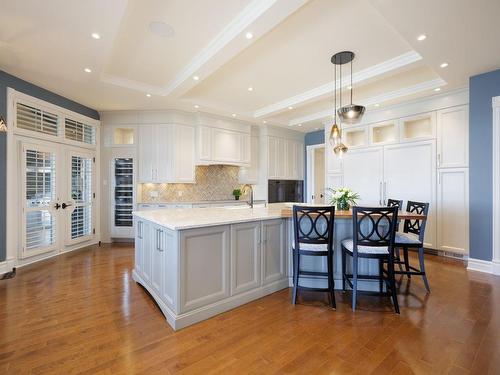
[297,124,302,127]
[263,120,267,124]
[288,106,294,110]
[194,105,199,109]
[149,21,175,38]
[248,86,253,92]
[193,75,199,81]
[245,32,253,39]
[314,127,319,130]
[232,113,236,117]
[417,34,427,41]
[84,68,92,73]
[347,85,352,90]
[440,62,449,68]
[91,33,101,40]
[146,93,152,97]
[434,87,441,92]
[374,103,380,107]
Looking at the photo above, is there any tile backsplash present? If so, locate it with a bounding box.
[140,165,245,202]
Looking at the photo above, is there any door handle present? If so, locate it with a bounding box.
[55,203,61,210]
[61,202,73,209]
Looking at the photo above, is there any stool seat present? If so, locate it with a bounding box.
[395,232,421,245]
[341,239,389,255]
[293,242,329,252]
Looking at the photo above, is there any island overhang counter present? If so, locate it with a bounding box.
[132,203,423,330]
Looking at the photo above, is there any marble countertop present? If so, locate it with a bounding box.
[137,199,266,205]
[133,203,287,230]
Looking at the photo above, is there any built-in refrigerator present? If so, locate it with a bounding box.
[111,156,135,238]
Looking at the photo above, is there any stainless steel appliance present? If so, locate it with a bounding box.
[268,180,304,203]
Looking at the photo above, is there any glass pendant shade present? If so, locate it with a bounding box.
[333,143,348,157]
[329,123,341,146]
[337,104,365,124]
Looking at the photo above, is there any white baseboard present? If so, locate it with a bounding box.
[467,258,500,275]
[0,258,16,275]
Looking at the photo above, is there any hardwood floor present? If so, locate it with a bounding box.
[1,244,499,374]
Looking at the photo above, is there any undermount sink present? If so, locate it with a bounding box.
[224,204,266,210]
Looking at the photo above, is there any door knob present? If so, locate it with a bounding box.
[54,203,61,210]
[61,202,73,209]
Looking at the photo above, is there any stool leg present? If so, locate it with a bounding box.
[292,250,300,304]
[388,256,400,314]
[352,254,358,311]
[395,247,404,272]
[403,247,411,278]
[378,259,384,293]
[327,252,336,309]
[418,247,430,292]
[341,247,347,291]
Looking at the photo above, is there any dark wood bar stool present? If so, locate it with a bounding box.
[341,206,400,313]
[292,205,336,308]
[393,201,431,292]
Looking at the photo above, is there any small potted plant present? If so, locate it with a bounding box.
[232,188,242,201]
[328,187,360,211]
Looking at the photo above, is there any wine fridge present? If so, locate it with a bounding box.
[111,157,135,238]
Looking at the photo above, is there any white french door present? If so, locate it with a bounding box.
[20,141,96,259]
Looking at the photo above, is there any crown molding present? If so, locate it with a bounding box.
[288,78,446,126]
[254,51,422,118]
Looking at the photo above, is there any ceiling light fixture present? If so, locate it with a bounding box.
[288,106,293,110]
[245,32,253,39]
[194,105,199,109]
[298,124,302,127]
[374,103,380,107]
[146,93,152,97]
[434,87,441,92]
[333,51,365,124]
[417,34,427,41]
[84,68,92,73]
[91,33,101,40]
[440,62,449,68]
[263,120,267,124]
[248,86,253,92]
[193,75,199,81]
[232,113,236,117]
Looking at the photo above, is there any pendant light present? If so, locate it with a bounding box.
[329,52,348,157]
[332,51,365,124]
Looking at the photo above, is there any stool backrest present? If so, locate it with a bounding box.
[403,201,429,242]
[293,205,335,251]
[352,206,399,251]
[387,199,403,210]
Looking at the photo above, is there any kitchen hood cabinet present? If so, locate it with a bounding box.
[138,124,195,183]
[196,125,251,166]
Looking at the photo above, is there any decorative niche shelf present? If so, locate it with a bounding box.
[344,128,367,148]
[114,128,135,145]
[401,113,435,141]
[371,122,398,144]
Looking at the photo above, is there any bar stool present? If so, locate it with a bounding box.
[341,206,400,313]
[292,205,336,308]
[387,198,403,269]
[393,201,431,292]
[387,199,403,210]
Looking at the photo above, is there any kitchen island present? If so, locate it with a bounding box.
[133,203,423,330]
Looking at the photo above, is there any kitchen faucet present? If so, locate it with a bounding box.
[242,184,254,208]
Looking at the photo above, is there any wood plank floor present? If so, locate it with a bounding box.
[1,244,499,374]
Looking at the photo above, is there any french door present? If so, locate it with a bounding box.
[20,141,96,259]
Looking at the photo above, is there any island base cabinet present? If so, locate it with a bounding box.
[262,219,287,286]
[231,222,261,295]
[179,226,231,313]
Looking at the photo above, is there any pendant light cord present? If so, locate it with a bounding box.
[350,58,353,105]
[334,59,336,123]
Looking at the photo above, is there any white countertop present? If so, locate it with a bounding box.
[133,203,290,230]
[137,199,266,205]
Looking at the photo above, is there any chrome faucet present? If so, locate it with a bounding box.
[242,184,254,208]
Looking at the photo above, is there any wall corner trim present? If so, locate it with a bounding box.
[467,258,500,275]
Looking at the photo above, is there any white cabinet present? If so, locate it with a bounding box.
[239,136,259,184]
[342,147,384,205]
[437,105,469,168]
[383,141,436,248]
[268,137,304,180]
[231,222,261,295]
[261,219,286,286]
[138,220,152,284]
[134,219,146,278]
[437,168,469,254]
[400,112,435,142]
[138,124,195,183]
[103,125,136,147]
[151,224,164,297]
[197,126,250,166]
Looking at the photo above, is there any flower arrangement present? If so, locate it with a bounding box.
[327,187,360,211]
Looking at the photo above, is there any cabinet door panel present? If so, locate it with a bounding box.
[262,219,286,285]
[141,221,153,283]
[134,219,144,277]
[342,148,383,205]
[156,125,172,182]
[138,125,156,182]
[383,141,436,248]
[437,168,469,254]
[240,134,251,165]
[437,105,468,168]
[198,126,212,161]
[276,138,285,179]
[174,125,195,183]
[151,226,163,296]
[231,222,261,295]
[212,129,241,163]
[239,136,259,184]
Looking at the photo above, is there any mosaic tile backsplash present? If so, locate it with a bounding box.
[140,165,245,202]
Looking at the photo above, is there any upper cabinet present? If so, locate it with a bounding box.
[138,124,195,183]
[239,136,259,184]
[103,125,136,147]
[268,136,304,180]
[437,105,469,168]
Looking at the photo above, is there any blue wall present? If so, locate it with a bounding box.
[304,130,325,198]
[0,70,99,263]
[469,69,500,261]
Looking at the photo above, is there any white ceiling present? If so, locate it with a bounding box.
[1,0,499,132]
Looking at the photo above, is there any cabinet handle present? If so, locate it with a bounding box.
[138,221,143,239]
[383,182,387,205]
[437,153,441,167]
[438,172,441,185]
[157,230,163,252]
[379,182,382,205]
